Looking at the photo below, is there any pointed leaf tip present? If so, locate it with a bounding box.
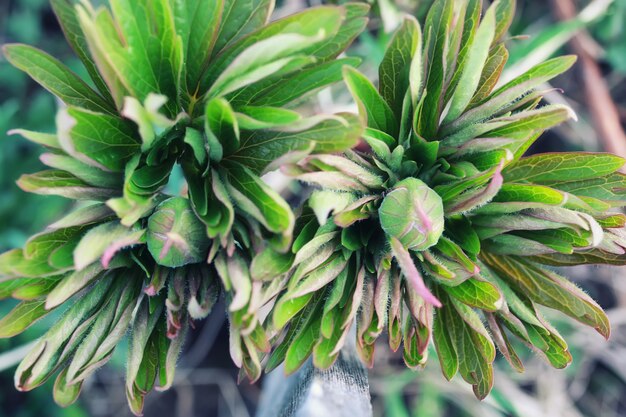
[390,237,442,308]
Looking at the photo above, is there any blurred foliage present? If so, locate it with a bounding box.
[0,1,85,416]
[593,0,626,73]
[0,0,71,252]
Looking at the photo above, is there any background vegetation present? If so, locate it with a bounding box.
[0,0,624,416]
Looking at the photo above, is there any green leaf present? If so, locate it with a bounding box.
[443,1,497,123]
[420,0,454,138]
[531,249,626,266]
[250,246,293,281]
[308,3,369,61]
[79,0,183,115]
[482,253,610,338]
[443,105,574,148]
[444,279,502,311]
[523,321,572,369]
[121,94,176,152]
[363,128,394,160]
[147,197,210,267]
[231,113,362,174]
[236,106,302,130]
[183,127,208,166]
[50,0,115,104]
[448,298,495,399]
[15,278,113,391]
[75,4,129,107]
[379,16,421,115]
[8,278,62,301]
[73,221,145,270]
[157,318,187,390]
[0,249,62,280]
[443,55,577,135]
[468,43,509,107]
[445,162,505,215]
[18,170,117,201]
[493,0,516,41]
[436,162,505,202]
[344,66,398,136]
[308,190,357,226]
[486,314,524,373]
[65,278,135,383]
[205,97,238,159]
[211,0,273,56]
[126,298,163,412]
[442,0,480,106]
[305,154,384,189]
[223,161,294,236]
[230,57,361,107]
[287,253,347,299]
[292,230,338,268]
[312,322,345,369]
[53,368,83,408]
[174,0,224,94]
[184,168,233,242]
[24,226,83,261]
[266,296,313,372]
[553,173,626,204]
[486,105,575,139]
[208,31,328,99]
[8,129,61,149]
[433,301,458,380]
[273,293,315,331]
[433,236,479,274]
[285,301,323,374]
[504,152,625,183]
[63,108,140,172]
[46,257,129,310]
[40,153,121,188]
[204,6,343,91]
[0,299,51,338]
[2,44,115,115]
[493,183,567,205]
[287,166,371,193]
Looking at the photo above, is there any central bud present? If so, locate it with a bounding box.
[379,178,444,251]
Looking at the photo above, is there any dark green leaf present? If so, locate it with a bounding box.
[3,44,115,114]
[344,66,398,136]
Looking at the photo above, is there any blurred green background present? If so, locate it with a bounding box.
[1,0,625,416]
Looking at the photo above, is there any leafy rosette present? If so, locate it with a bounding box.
[274,0,626,399]
[0,0,365,413]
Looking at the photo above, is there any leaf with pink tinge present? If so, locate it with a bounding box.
[390,237,441,308]
[73,221,144,271]
[446,160,504,215]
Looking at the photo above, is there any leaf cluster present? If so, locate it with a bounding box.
[279,0,626,400]
[1,0,625,411]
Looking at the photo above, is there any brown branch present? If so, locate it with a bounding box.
[550,0,626,161]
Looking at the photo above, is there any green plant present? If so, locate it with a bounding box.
[0,0,364,413]
[1,0,625,414]
[272,0,626,399]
